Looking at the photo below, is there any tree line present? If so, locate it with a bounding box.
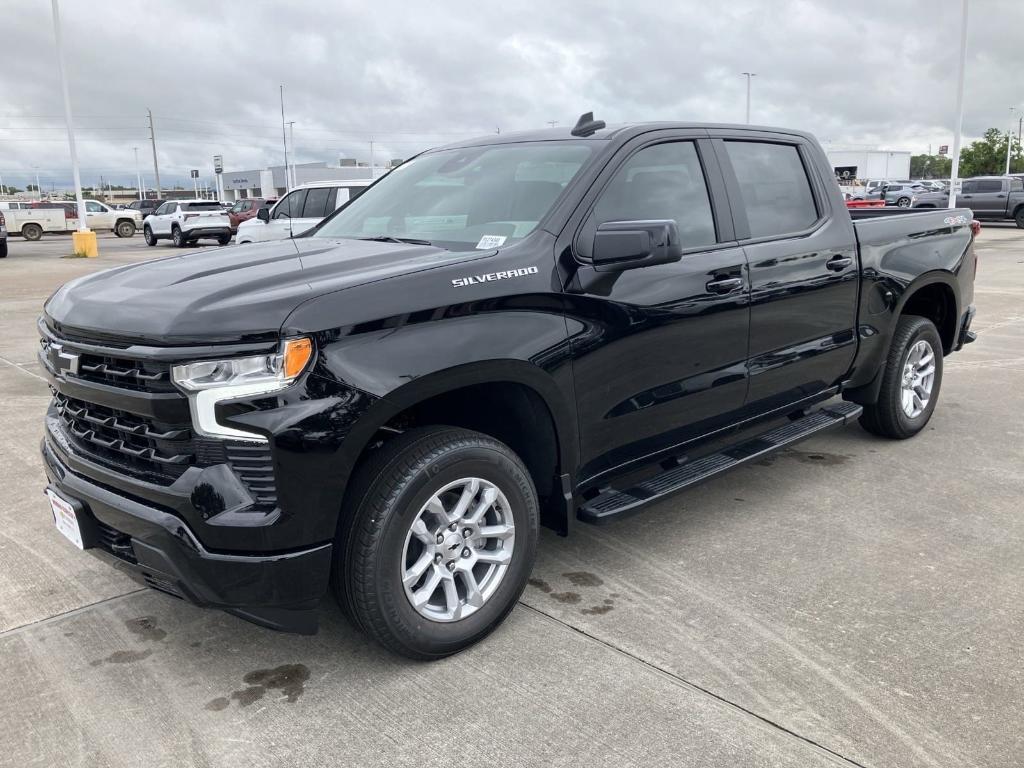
[911,128,1024,178]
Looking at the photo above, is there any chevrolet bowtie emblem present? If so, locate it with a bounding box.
[46,342,80,376]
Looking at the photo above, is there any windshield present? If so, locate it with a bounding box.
[313,142,594,251]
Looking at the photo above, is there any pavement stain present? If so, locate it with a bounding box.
[563,571,604,587]
[125,616,167,642]
[206,664,311,711]
[90,649,153,667]
[530,573,616,615]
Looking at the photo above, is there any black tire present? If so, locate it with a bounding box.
[171,225,187,248]
[217,234,231,246]
[22,223,43,241]
[143,226,157,246]
[1015,208,1024,229]
[0,239,7,258]
[859,316,944,439]
[115,220,136,238]
[335,426,539,659]
[896,196,911,208]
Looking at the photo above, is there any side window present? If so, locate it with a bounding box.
[324,187,339,213]
[724,141,819,238]
[347,186,367,202]
[580,141,717,255]
[1011,178,1023,191]
[154,203,169,215]
[301,187,332,218]
[273,189,307,219]
[975,179,1003,193]
[85,201,104,213]
[961,180,978,194]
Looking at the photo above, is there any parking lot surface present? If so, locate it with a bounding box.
[1,229,1022,767]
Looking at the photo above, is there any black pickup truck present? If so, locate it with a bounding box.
[39,115,978,658]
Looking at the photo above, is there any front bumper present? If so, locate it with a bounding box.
[41,436,332,634]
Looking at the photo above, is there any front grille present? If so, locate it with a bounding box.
[55,393,194,483]
[40,337,175,393]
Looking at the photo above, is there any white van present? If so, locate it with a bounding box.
[235,179,373,244]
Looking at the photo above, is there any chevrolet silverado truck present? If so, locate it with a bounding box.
[39,116,978,658]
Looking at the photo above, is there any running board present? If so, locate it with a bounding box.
[578,402,863,524]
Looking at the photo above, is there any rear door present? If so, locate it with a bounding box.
[714,133,859,413]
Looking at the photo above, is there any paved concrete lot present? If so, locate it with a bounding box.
[1,228,1022,767]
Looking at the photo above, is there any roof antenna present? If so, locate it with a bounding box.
[571,111,606,137]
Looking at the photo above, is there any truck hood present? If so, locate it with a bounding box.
[44,237,482,344]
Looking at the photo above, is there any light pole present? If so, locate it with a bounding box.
[1005,107,1016,176]
[34,167,42,200]
[279,85,290,193]
[741,72,757,124]
[287,121,296,188]
[133,146,143,200]
[948,0,968,209]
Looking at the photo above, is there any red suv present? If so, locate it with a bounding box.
[227,198,276,233]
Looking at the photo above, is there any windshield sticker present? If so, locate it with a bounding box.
[476,235,507,250]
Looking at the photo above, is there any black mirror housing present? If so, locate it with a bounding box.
[256,207,270,223]
[591,220,683,272]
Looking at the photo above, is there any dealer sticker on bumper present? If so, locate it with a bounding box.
[47,489,84,549]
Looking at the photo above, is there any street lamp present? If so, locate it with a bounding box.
[1005,107,1017,176]
[134,146,143,200]
[741,72,757,124]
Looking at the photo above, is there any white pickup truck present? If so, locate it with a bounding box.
[5,200,142,240]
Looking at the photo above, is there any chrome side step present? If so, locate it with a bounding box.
[578,402,863,524]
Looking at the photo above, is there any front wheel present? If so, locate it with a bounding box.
[859,316,943,439]
[143,226,157,246]
[335,427,539,659]
[217,234,231,246]
[115,220,136,238]
[0,239,7,258]
[1015,208,1024,229]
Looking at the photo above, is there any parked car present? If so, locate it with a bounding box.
[227,197,276,233]
[39,118,978,657]
[143,200,232,247]
[912,180,948,192]
[4,206,74,241]
[235,179,372,244]
[25,199,142,237]
[957,176,1024,226]
[127,199,164,219]
[873,183,920,207]
[0,210,7,257]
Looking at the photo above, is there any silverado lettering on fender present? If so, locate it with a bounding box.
[39,115,977,658]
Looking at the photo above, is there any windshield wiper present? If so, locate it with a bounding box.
[357,235,435,246]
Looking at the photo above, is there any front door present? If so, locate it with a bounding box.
[960,178,1006,219]
[714,136,859,412]
[565,136,751,481]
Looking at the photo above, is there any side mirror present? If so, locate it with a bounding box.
[256,207,270,223]
[591,220,683,272]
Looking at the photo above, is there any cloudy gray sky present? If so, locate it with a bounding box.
[1,0,1022,190]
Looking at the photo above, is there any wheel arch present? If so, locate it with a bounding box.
[894,271,959,353]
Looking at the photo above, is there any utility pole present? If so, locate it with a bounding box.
[51,0,92,253]
[369,140,375,176]
[287,121,296,187]
[1005,107,1016,176]
[279,85,290,193]
[742,72,757,124]
[0,172,6,196]
[133,146,142,199]
[34,168,42,199]
[147,108,162,197]
[948,0,968,209]
[547,121,557,128]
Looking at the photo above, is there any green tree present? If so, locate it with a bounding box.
[959,128,1024,176]
[910,154,952,179]
[2,185,23,194]
[26,183,39,191]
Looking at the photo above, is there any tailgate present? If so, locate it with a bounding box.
[184,209,229,226]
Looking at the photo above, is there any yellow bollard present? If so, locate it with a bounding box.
[71,229,98,258]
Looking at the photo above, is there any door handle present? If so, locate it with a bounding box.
[826,255,853,272]
[706,277,743,293]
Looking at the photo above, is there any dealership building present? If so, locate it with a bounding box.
[219,161,391,201]
[825,148,912,183]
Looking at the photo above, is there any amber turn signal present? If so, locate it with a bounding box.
[283,337,313,379]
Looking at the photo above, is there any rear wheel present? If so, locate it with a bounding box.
[171,225,187,248]
[143,226,157,246]
[1015,208,1024,229]
[335,426,538,659]
[896,196,911,208]
[859,316,943,439]
[22,223,42,241]
[217,234,231,246]
[115,220,136,238]
[0,239,7,258]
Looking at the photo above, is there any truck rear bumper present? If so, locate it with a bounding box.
[41,437,332,634]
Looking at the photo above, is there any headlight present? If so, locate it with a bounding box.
[172,337,313,441]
